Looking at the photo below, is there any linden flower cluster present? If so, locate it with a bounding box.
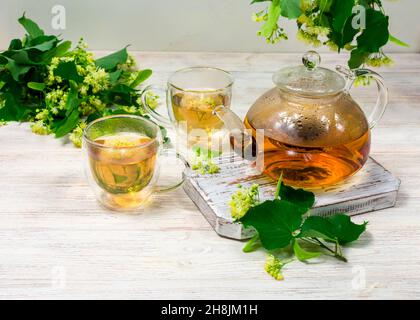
[366,54,394,68]
[229,184,260,220]
[30,39,151,147]
[264,254,285,281]
[191,155,220,175]
[253,10,288,44]
[296,12,331,48]
[69,121,87,148]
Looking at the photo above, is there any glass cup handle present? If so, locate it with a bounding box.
[337,66,389,129]
[155,148,190,193]
[141,84,173,127]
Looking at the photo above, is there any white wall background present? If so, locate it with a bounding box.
[1,0,418,53]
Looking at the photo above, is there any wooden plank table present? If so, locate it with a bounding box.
[0,52,419,299]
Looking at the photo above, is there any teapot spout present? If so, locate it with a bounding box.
[213,106,260,162]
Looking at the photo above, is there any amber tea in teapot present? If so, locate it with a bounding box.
[244,89,371,188]
[214,51,388,189]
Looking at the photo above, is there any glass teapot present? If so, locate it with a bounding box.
[215,51,388,189]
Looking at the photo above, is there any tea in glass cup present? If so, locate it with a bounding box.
[83,115,188,211]
[140,67,233,150]
[171,91,229,134]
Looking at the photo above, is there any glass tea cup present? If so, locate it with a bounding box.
[83,115,188,211]
[140,67,234,150]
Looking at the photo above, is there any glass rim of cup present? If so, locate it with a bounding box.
[82,114,162,150]
[168,66,234,93]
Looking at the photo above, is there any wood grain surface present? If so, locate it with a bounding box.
[0,52,419,299]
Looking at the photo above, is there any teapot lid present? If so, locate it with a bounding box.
[273,51,346,96]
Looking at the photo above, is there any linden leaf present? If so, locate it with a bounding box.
[18,14,45,40]
[239,199,307,250]
[53,81,80,138]
[259,0,281,39]
[95,47,128,71]
[331,0,354,35]
[356,8,389,53]
[54,61,84,83]
[299,214,368,245]
[292,239,321,261]
[280,0,301,19]
[276,181,315,210]
[129,69,152,88]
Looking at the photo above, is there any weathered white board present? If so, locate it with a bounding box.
[184,154,401,240]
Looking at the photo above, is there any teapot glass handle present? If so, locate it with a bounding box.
[337,66,389,129]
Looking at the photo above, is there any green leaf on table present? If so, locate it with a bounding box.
[129,69,152,88]
[242,234,262,253]
[275,180,315,210]
[280,0,301,19]
[26,37,58,52]
[292,240,321,261]
[54,108,80,138]
[239,199,307,250]
[95,47,128,70]
[39,41,72,62]
[53,81,80,138]
[27,82,46,91]
[299,214,368,245]
[8,51,41,65]
[0,91,31,121]
[102,83,136,105]
[2,57,32,81]
[54,61,83,83]
[108,69,123,84]
[18,14,45,39]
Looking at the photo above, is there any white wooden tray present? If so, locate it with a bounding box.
[183,154,401,240]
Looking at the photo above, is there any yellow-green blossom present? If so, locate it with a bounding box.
[144,91,159,109]
[191,147,221,175]
[354,75,373,87]
[264,254,285,281]
[305,26,330,37]
[35,109,50,121]
[301,0,316,12]
[366,55,394,68]
[83,66,109,93]
[69,121,87,148]
[297,14,314,27]
[297,29,322,47]
[229,184,260,220]
[31,120,50,135]
[326,40,339,52]
[46,89,69,111]
[252,10,267,23]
